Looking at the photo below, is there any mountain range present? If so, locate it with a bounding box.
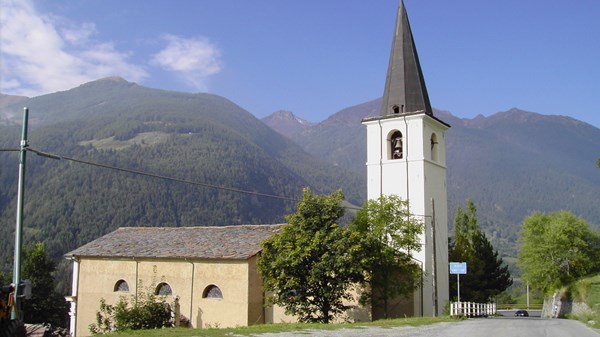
[0,77,363,273]
[1,77,599,278]
[263,99,600,256]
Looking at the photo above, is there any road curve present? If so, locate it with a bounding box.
[253,318,599,337]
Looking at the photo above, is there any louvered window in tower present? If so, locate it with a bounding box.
[430,133,438,161]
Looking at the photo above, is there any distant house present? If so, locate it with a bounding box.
[65,225,296,337]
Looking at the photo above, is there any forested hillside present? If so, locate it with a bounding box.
[265,101,600,256]
[0,78,364,275]
[2,76,599,288]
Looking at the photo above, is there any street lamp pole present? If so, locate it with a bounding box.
[12,107,29,320]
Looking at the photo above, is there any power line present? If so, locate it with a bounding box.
[26,147,363,211]
[10,147,433,217]
[0,148,20,152]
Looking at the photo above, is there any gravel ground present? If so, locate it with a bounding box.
[237,322,453,337]
[235,319,600,337]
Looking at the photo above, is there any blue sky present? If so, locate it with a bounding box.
[1,0,599,128]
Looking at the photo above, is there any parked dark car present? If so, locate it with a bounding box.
[515,310,529,317]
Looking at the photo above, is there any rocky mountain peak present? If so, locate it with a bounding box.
[261,110,314,136]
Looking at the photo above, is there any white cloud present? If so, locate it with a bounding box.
[0,0,148,96]
[61,22,97,45]
[151,34,222,91]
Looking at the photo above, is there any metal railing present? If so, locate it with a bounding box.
[450,302,496,317]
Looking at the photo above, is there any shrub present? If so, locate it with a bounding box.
[89,286,173,334]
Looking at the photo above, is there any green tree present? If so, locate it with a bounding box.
[349,195,423,318]
[258,189,367,323]
[21,243,70,327]
[518,211,600,293]
[0,271,9,286]
[449,199,512,302]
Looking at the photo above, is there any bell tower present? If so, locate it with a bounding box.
[362,0,450,317]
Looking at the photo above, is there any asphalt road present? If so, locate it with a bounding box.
[419,318,600,337]
[253,318,599,337]
[498,309,542,317]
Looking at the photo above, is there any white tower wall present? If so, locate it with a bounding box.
[364,113,449,316]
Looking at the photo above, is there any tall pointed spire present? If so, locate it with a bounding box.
[380,0,432,116]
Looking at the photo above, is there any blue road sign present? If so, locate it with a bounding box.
[450,262,467,274]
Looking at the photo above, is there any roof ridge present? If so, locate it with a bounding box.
[117,224,284,230]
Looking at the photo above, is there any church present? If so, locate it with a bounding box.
[65,1,450,336]
[362,0,450,316]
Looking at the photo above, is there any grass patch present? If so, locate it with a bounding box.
[567,273,600,329]
[107,317,456,337]
[79,131,170,151]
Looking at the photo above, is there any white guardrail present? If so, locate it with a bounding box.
[450,302,497,317]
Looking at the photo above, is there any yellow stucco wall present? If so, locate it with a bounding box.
[75,259,137,337]
[264,284,371,324]
[73,257,257,337]
[246,255,266,325]
[73,256,406,336]
[265,302,298,324]
[193,259,251,328]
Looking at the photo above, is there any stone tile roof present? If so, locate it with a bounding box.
[65,225,283,260]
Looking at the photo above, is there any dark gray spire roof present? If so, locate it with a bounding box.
[380,0,432,117]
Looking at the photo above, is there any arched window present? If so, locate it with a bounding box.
[155,282,172,296]
[430,133,438,161]
[202,285,223,299]
[390,131,403,159]
[114,280,129,292]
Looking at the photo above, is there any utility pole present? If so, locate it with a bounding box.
[12,107,29,319]
[527,282,530,309]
